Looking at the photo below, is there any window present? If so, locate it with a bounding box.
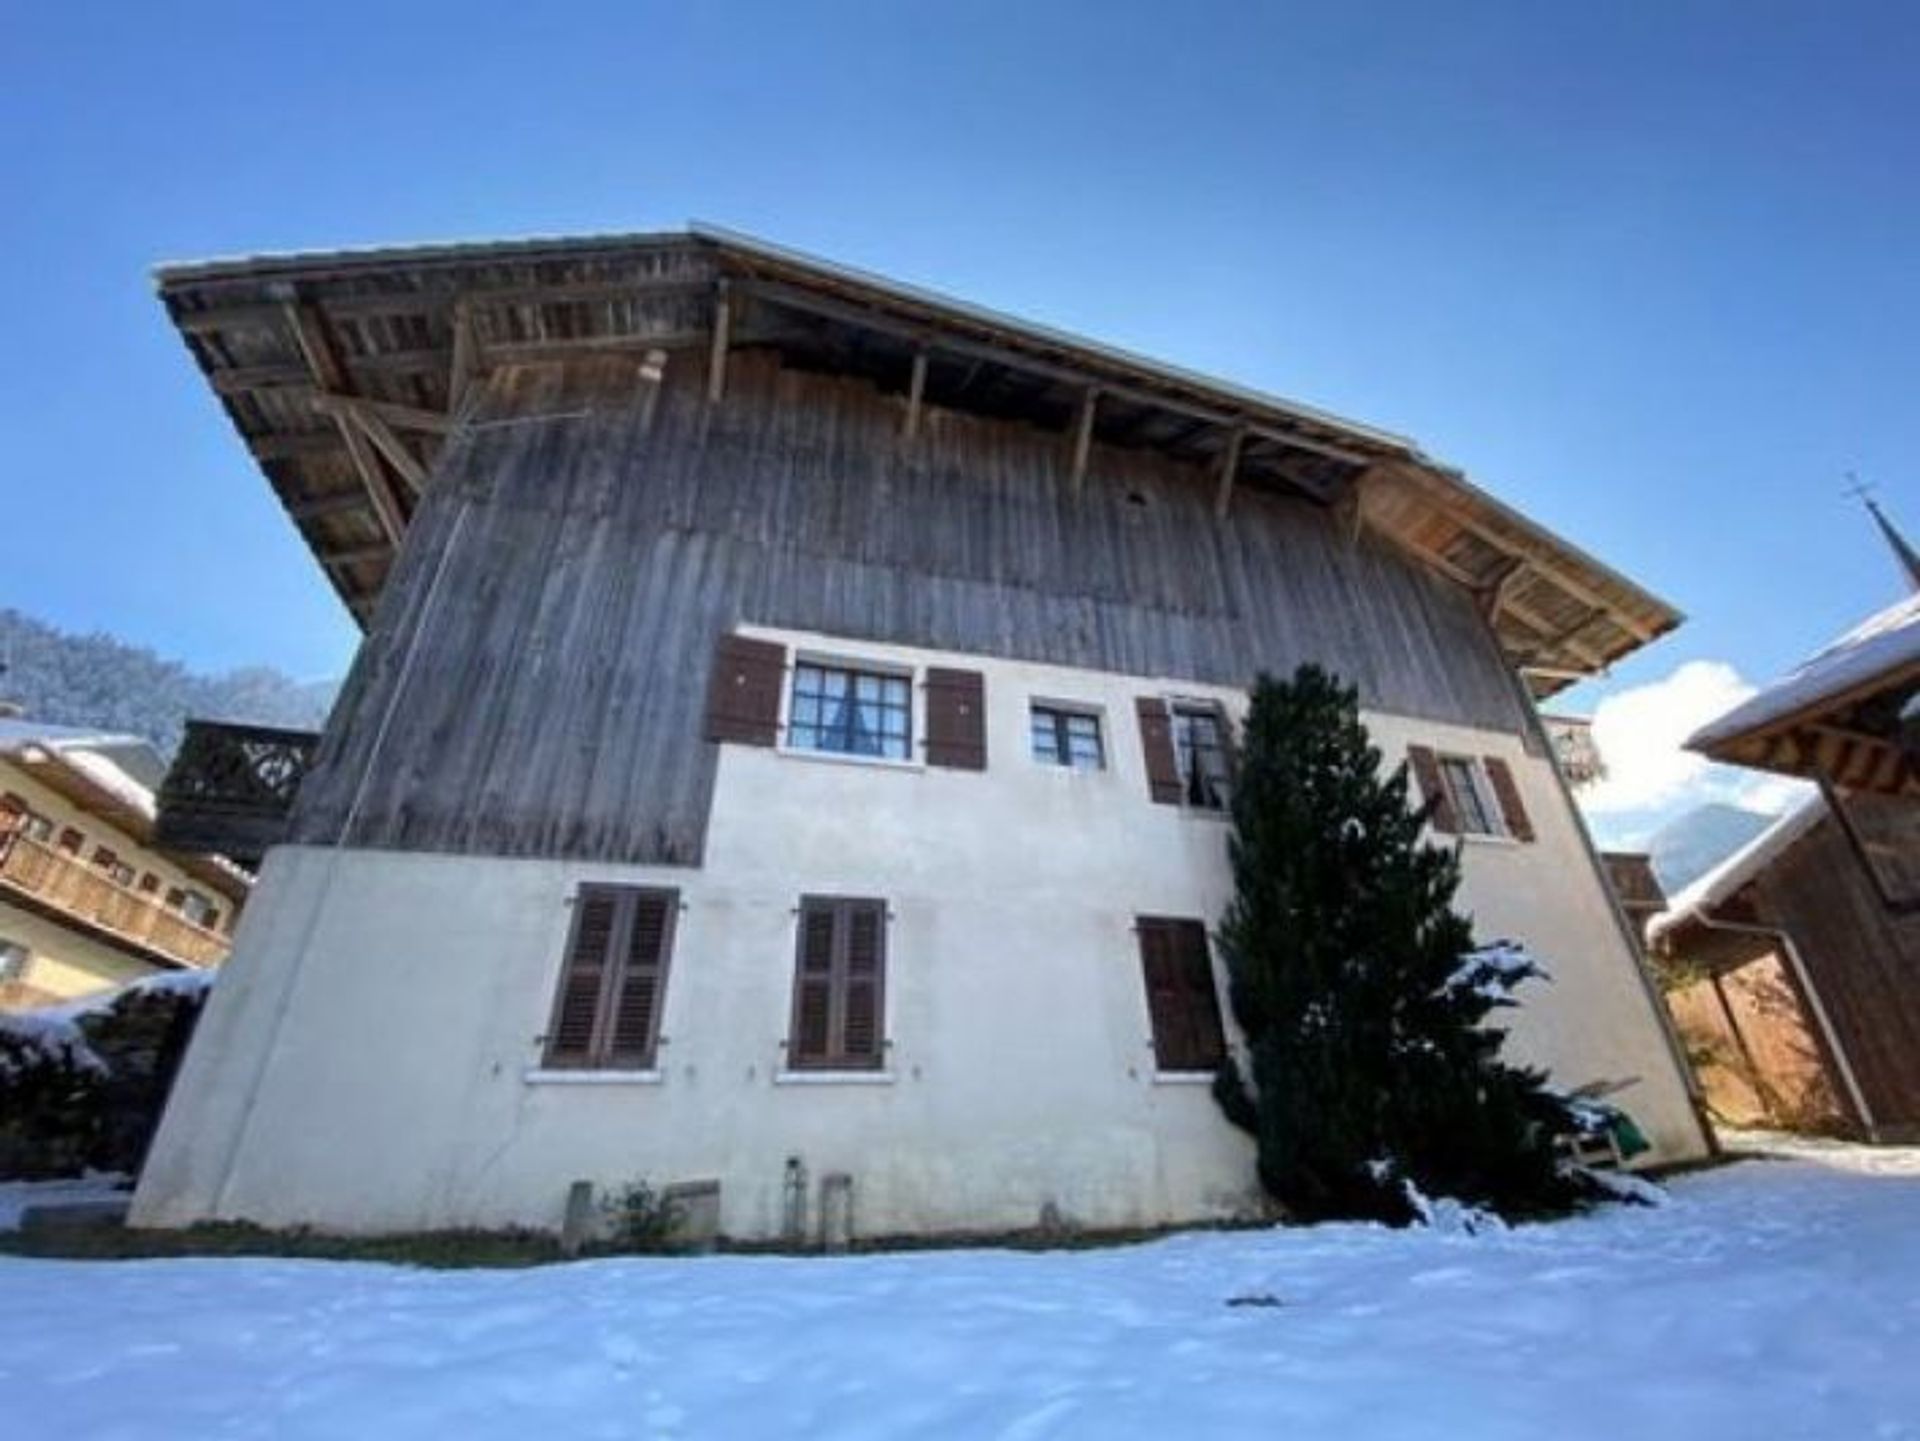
[788,896,888,1071]
[0,939,28,984]
[1437,755,1503,838]
[177,889,218,927]
[1030,704,1104,769]
[787,662,911,761]
[19,813,52,844]
[137,872,161,895]
[1135,917,1226,1073]
[543,885,678,1070]
[1172,703,1232,811]
[92,847,135,888]
[57,827,83,855]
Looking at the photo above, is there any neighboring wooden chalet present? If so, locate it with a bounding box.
[0,720,247,1011]
[1600,852,1667,943]
[1657,520,1920,1140]
[133,227,1707,1241]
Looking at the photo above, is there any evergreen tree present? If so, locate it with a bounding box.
[1212,664,1594,1224]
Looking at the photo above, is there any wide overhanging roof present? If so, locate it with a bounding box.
[152,224,1682,695]
[1688,592,1920,797]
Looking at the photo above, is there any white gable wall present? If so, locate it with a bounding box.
[133,629,1705,1239]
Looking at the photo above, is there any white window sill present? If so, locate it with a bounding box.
[774,743,923,775]
[1151,1071,1218,1086]
[523,1068,663,1086]
[1456,830,1519,848]
[773,1070,896,1086]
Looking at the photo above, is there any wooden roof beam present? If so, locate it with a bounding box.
[736,277,1380,477]
[1069,387,1099,497]
[903,347,928,443]
[279,297,408,547]
[707,278,731,404]
[1386,463,1660,642]
[308,392,455,436]
[1212,424,1245,519]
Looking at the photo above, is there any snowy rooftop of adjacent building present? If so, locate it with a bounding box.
[1689,592,1920,751]
[1645,792,1827,946]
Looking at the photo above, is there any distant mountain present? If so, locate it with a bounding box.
[1645,803,1776,896]
[0,608,337,761]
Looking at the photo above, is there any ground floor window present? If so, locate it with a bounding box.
[1135,916,1226,1073]
[789,896,888,1070]
[543,885,678,1070]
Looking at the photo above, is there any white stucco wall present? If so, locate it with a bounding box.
[134,628,1706,1239]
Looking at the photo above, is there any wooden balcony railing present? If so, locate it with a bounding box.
[155,719,320,863]
[0,834,229,969]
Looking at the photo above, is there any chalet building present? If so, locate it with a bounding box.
[0,720,246,1012]
[133,227,1708,1240]
[1653,510,1919,1141]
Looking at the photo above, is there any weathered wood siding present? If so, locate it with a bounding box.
[1746,806,1920,1131]
[291,350,1535,865]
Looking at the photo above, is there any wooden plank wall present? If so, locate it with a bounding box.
[291,349,1538,866]
[1750,807,1920,1129]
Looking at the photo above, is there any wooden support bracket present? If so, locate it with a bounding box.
[707,278,732,404]
[1069,387,1099,497]
[1212,424,1246,519]
[904,347,929,442]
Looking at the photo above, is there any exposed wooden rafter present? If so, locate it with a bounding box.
[1212,424,1245,519]
[279,297,407,549]
[1069,387,1099,496]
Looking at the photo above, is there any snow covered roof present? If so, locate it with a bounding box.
[1645,793,1828,948]
[1690,593,1920,752]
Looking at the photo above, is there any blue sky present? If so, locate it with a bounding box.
[3,2,1915,839]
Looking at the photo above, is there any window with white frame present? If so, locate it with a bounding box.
[1437,754,1504,838]
[787,661,912,761]
[1030,703,1104,769]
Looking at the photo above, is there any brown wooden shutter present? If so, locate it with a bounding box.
[604,891,675,1068]
[1135,698,1182,804]
[1407,745,1458,834]
[1136,917,1225,1072]
[705,634,787,746]
[841,902,885,1065]
[1482,756,1535,842]
[791,903,837,1066]
[546,889,620,1067]
[924,667,987,770]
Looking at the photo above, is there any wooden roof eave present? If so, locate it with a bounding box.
[156,226,1683,687]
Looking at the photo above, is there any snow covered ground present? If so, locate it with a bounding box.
[4,1141,1918,1440]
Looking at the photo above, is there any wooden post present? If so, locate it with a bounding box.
[706,278,732,404]
[903,347,928,442]
[1069,387,1098,497]
[1212,424,1245,519]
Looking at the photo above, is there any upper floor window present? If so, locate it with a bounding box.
[177,889,219,928]
[788,662,911,761]
[1437,755,1503,838]
[56,827,83,855]
[1030,704,1104,769]
[1173,703,1232,811]
[91,847,136,888]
